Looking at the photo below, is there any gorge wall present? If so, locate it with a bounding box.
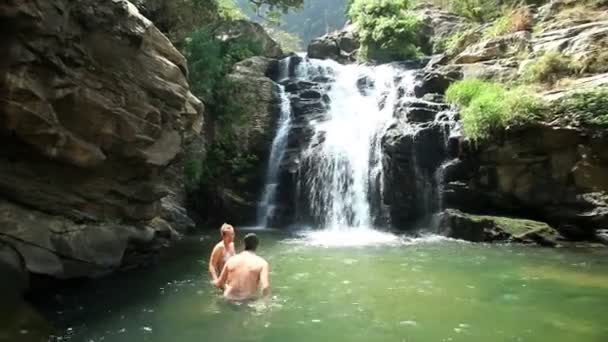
[0,0,204,285]
[269,1,608,245]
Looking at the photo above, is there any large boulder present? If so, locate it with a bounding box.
[308,24,359,63]
[436,209,565,246]
[0,0,203,279]
[414,67,463,97]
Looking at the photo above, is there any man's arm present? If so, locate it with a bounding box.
[208,245,220,281]
[213,263,229,289]
[260,261,270,298]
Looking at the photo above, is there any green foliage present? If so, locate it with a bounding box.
[184,27,262,110]
[522,51,580,85]
[447,79,543,140]
[449,0,501,22]
[184,28,225,103]
[136,0,303,44]
[243,0,304,24]
[184,28,264,194]
[443,30,469,52]
[547,87,608,126]
[447,80,608,141]
[349,0,424,62]
[483,13,511,37]
[446,78,500,107]
[502,87,545,124]
[218,0,248,20]
[459,87,508,141]
[185,135,259,194]
[184,157,205,192]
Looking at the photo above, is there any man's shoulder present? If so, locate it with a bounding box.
[257,255,269,266]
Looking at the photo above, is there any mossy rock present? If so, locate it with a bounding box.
[437,209,564,246]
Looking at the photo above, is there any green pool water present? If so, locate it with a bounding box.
[11,229,608,342]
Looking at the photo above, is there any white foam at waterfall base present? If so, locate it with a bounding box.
[288,226,402,247]
[283,227,466,248]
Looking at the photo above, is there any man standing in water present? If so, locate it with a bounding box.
[213,233,270,300]
[208,223,236,282]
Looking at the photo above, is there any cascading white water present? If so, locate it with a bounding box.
[257,67,293,227]
[298,58,415,231]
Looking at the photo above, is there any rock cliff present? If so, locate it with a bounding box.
[0,0,203,281]
[303,1,608,244]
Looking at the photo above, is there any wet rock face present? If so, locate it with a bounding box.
[380,89,459,229]
[259,59,335,227]
[0,0,203,279]
[445,124,608,240]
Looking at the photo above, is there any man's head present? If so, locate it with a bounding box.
[243,233,259,252]
[220,223,235,243]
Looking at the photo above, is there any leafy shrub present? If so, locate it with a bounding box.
[460,88,508,140]
[522,51,580,85]
[217,0,248,20]
[184,28,225,103]
[446,78,501,106]
[547,87,608,126]
[185,134,259,194]
[349,0,425,62]
[183,27,264,193]
[447,79,543,140]
[502,87,545,123]
[184,27,262,109]
[449,0,502,22]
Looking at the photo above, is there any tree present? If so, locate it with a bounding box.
[136,0,304,44]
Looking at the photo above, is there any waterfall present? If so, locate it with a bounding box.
[295,58,415,230]
[258,54,456,236]
[257,63,293,227]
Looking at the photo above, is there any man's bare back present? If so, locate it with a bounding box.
[213,233,270,301]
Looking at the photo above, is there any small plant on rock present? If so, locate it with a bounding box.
[547,87,608,126]
[522,51,580,85]
[446,79,544,141]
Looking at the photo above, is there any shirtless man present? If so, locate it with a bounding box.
[208,223,236,282]
[213,233,270,301]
